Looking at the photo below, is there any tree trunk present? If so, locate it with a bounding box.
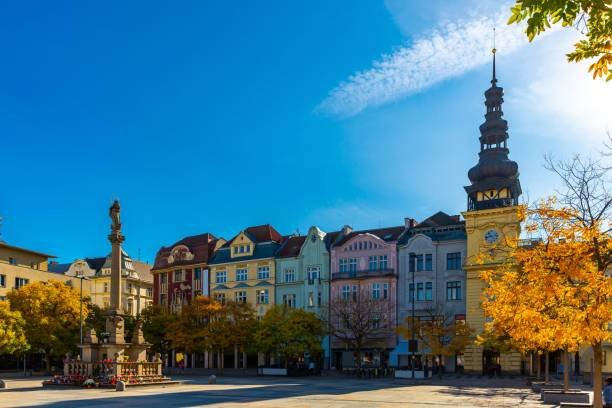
[592,342,603,408]
[563,349,569,392]
[544,351,549,383]
[45,350,52,374]
[438,355,443,379]
[216,350,222,376]
[536,352,541,380]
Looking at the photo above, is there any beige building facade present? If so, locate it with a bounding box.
[0,242,89,301]
[49,250,153,316]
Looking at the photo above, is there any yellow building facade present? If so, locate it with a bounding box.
[462,207,523,374]
[0,242,90,301]
[209,225,284,317]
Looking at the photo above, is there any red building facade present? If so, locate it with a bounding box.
[151,233,225,311]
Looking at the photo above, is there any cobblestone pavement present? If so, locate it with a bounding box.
[0,375,551,407]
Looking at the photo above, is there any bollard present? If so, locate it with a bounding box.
[208,375,217,384]
[0,379,7,389]
[115,380,126,391]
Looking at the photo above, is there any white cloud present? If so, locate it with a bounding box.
[509,30,612,144]
[317,9,529,118]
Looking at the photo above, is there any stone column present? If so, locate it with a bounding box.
[109,232,123,313]
[234,345,238,369]
[242,351,247,369]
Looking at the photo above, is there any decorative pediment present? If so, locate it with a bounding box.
[168,245,194,264]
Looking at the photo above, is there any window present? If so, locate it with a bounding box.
[339,258,348,272]
[425,254,433,271]
[416,254,432,271]
[416,283,424,301]
[215,293,226,304]
[160,273,167,284]
[174,270,183,282]
[379,255,388,270]
[257,289,269,304]
[245,245,251,252]
[8,257,17,265]
[282,294,296,308]
[239,245,245,253]
[194,267,202,280]
[15,277,29,289]
[127,300,134,315]
[0,296,5,301]
[446,252,461,270]
[233,246,239,254]
[372,283,381,299]
[369,256,378,271]
[317,291,322,306]
[348,258,358,272]
[194,290,202,297]
[342,285,350,300]
[351,285,358,301]
[425,282,433,301]
[235,291,247,303]
[160,294,167,305]
[236,268,248,281]
[447,281,461,300]
[307,266,320,281]
[284,268,295,282]
[257,266,270,280]
[216,270,227,284]
[147,288,153,297]
[371,313,380,329]
[409,254,416,272]
[383,283,389,299]
[0,274,5,288]
[308,292,314,307]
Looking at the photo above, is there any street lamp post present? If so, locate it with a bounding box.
[74,262,88,357]
[408,254,416,379]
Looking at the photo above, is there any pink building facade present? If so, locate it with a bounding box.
[329,226,404,369]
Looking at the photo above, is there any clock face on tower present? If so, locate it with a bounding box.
[484,229,499,244]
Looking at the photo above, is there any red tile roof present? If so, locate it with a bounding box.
[275,235,306,258]
[151,233,221,271]
[223,224,284,247]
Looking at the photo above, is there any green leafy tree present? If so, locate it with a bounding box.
[254,305,325,368]
[141,304,174,356]
[0,301,29,355]
[7,280,85,372]
[508,0,612,80]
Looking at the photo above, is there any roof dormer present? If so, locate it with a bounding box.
[230,231,254,258]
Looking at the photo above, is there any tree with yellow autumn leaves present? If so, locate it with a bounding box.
[7,280,86,372]
[481,154,611,407]
[0,301,29,356]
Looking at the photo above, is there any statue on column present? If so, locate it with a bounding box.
[110,200,121,232]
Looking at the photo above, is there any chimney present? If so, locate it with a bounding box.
[404,217,417,228]
[342,225,353,236]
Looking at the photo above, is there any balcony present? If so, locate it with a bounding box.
[306,277,322,285]
[332,268,395,280]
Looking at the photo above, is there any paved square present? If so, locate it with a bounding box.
[0,376,546,407]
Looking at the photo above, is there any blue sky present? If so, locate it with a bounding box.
[1,1,610,263]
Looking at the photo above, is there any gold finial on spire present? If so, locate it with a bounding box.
[492,27,497,85]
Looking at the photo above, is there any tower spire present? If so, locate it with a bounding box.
[491,28,497,86]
